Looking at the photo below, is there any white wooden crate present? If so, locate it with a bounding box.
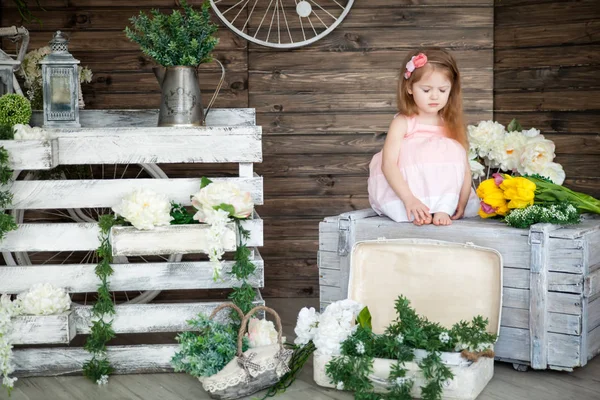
[318,209,600,372]
[1,109,266,376]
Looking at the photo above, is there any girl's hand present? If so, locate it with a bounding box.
[404,196,431,223]
[451,204,466,220]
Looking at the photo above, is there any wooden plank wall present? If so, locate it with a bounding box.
[5,1,597,300]
[494,0,600,198]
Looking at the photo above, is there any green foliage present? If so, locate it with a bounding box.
[227,221,257,319]
[11,0,44,23]
[0,125,14,140]
[506,118,522,132]
[505,202,580,229]
[259,341,316,399]
[0,94,32,127]
[171,313,249,377]
[214,203,236,217]
[0,146,17,241]
[200,176,212,188]
[83,214,120,382]
[170,202,197,225]
[124,0,218,67]
[357,307,372,330]
[326,296,496,400]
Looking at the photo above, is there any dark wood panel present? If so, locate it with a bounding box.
[264,176,368,197]
[250,49,493,71]
[247,7,493,29]
[249,27,493,51]
[258,197,371,217]
[495,45,600,69]
[264,259,317,280]
[3,29,245,51]
[554,154,600,179]
[259,239,318,258]
[264,134,383,154]
[495,66,600,91]
[250,69,492,93]
[495,0,600,27]
[493,111,600,134]
[71,51,247,73]
[261,278,318,298]
[256,154,370,176]
[495,21,600,48]
[88,71,247,93]
[545,134,600,155]
[251,91,492,113]
[264,218,321,240]
[83,90,247,109]
[563,178,600,199]
[494,90,600,112]
[257,111,492,134]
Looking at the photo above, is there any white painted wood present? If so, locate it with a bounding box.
[495,327,530,363]
[501,308,529,330]
[588,325,600,360]
[318,250,340,271]
[548,332,581,368]
[9,312,75,345]
[529,224,552,369]
[8,176,264,209]
[319,268,340,287]
[0,255,265,294]
[589,297,600,332]
[0,219,263,252]
[501,309,580,336]
[585,265,600,298]
[549,216,600,239]
[48,126,262,166]
[320,285,342,304]
[587,230,600,268]
[0,139,57,170]
[74,300,265,334]
[13,344,180,377]
[239,162,253,178]
[31,108,256,128]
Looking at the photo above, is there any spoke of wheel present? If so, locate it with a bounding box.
[255,0,275,39]
[278,0,293,43]
[266,0,278,42]
[41,251,64,265]
[330,0,346,9]
[307,15,318,36]
[120,163,130,180]
[84,292,88,306]
[241,0,260,32]
[276,0,281,44]
[222,0,246,16]
[38,209,77,219]
[295,0,307,41]
[309,0,338,20]
[60,250,76,264]
[231,0,250,25]
[312,9,328,29]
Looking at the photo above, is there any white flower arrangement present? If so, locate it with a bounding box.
[112,188,173,230]
[0,294,20,394]
[295,299,363,356]
[12,124,51,140]
[17,283,71,316]
[245,317,284,348]
[191,180,254,280]
[468,119,565,185]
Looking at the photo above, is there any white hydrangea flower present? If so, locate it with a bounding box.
[294,307,320,346]
[355,341,365,355]
[313,299,363,356]
[518,137,556,176]
[439,332,451,344]
[467,120,506,159]
[112,188,173,230]
[17,283,71,315]
[96,374,109,385]
[336,381,344,390]
[538,162,566,185]
[13,124,50,140]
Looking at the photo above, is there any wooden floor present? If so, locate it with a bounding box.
[3,298,600,400]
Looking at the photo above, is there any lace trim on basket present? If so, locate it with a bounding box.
[202,356,289,392]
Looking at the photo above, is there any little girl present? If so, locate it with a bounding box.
[368,48,480,226]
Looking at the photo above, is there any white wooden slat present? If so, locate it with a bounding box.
[31,108,256,128]
[8,176,264,209]
[548,332,581,368]
[239,163,253,178]
[529,224,551,369]
[588,230,600,267]
[48,126,262,166]
[318,250,340,271]
[586,265,600,298]
[73,301,264,334]
[13,344,179,377]
[0,139,57,170]
[589,296,600,332]
[319,268,341,287]
[320,285,343,304]
[549,216,600,239]
[9,312,75,345]
[495,326,530,363]
[588,325,600,361]
[503,287,583,315]
[0,218,263,252]
[0,255,265,294]
[501,308,581,336]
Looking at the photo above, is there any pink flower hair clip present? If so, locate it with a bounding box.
[404,53,428,79]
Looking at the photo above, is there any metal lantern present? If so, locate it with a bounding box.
[40,31,80,128]
[0,51,20,95]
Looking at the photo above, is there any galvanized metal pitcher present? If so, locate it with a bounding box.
[153,59,225,127]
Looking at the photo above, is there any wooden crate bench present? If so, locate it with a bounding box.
[0,108,265,377]
[318,209,600,372]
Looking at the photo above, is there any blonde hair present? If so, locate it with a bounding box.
[397,47,467,149]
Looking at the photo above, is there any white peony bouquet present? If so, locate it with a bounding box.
[12,124,50,140]
[293,300,363,356]
[17,283,71,315]
[468,119,565,185]
[191,179,254,280]
[245,318,284,348]
[112,188,173,230]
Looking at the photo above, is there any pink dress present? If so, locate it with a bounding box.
[368,115,480,222]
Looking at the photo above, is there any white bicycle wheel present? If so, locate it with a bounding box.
[210,0,354,48]
[2,163,182,305]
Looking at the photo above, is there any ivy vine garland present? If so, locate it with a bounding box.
[0,146,18,240]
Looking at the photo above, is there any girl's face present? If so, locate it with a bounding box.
[408,69,452,116]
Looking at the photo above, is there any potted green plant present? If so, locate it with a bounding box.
[125,0,224,127]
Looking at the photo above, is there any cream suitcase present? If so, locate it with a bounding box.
[313,238,503,399]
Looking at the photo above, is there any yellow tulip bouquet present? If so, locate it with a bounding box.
[477,174,600,228]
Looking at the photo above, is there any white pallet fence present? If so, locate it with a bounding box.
[0,109,265,376]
